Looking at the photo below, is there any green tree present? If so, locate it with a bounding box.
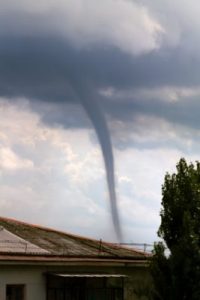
[150,158,200,300]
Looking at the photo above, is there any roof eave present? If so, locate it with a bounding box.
[0,255,150,267]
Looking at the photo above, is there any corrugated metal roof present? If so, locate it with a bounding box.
[0,217,150,259]
[0,227,49,254]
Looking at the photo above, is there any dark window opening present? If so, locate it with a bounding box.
[6,284,25,300]
[46,276,123,300]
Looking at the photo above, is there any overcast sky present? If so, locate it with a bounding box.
[1,0,200,244]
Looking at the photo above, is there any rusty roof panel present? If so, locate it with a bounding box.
[0,217,149,259]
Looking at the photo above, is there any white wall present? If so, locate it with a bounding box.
[0,266,46,300]
[0,264,151,300]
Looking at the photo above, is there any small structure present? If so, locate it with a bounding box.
[0,216,151,300]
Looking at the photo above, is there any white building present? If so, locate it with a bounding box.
[0,216,151,300]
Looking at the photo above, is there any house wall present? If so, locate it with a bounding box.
[124,268,152,300]
[0,265,46,300]
[0,263,151,300]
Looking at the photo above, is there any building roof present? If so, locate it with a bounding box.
[0,216,150,262]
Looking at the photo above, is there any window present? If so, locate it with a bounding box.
[6,284,25,300]
[47,276,123,300]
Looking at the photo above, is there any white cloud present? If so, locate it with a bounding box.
[63,0,164,55]
[110,114,197,152]
[100,85,200,103]
[1,97,200,243]
[118,175,132,184]
[114,146,184,241]
[0,147,33,170]
[131,86,200,103]
[111,110,200,242]
[116,147,182,201]
[0,98,115,240]
[141,0,200,50]
[64,148,104,187]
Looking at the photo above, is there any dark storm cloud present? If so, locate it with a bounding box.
[1,35,200,129]
[0,0,200,140]
[1,35,200,96]
[1,0,200,132]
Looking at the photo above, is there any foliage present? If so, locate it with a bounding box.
[150,158,200,300]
